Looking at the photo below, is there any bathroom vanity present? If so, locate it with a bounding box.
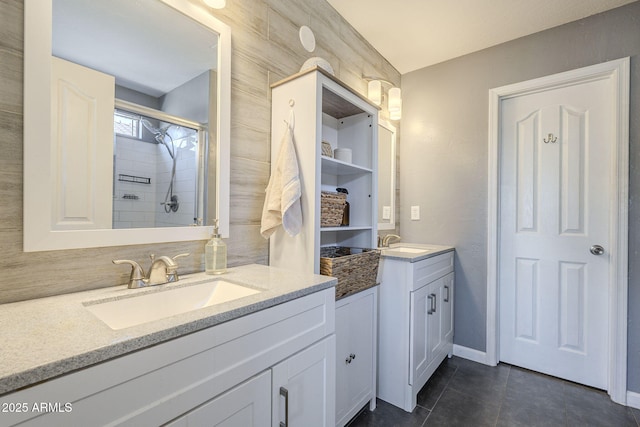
[377,244,455,412]
[0,265,336,426]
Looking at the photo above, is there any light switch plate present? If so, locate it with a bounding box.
[411,205,420,220]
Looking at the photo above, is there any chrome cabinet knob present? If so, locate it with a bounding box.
[590,245,605,255]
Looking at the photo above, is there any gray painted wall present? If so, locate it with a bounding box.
[400,1,640,392]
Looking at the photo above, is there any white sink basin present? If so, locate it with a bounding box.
[84,280,261,330]
[385,247,430,254]
[383,246,434,254]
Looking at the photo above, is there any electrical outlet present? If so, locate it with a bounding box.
[410,205,420,221]
[382,206,391,220]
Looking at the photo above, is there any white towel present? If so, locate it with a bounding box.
[260,121,302,238]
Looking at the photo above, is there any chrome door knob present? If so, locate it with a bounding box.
[590,245,605,255]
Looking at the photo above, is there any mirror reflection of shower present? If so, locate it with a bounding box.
[113,108,203,229]
[141,118,179,213]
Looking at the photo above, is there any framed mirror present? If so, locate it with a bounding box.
[24,0,230,251]
[378,120,396,230]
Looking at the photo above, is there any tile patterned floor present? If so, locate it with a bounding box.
[348,356,640,427]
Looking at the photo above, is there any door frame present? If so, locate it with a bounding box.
[486,58,629,404]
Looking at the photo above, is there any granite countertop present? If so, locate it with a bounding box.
[0,264,336,396]
[380,243,454,262]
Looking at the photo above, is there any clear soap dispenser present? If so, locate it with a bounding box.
[205,219,227,275]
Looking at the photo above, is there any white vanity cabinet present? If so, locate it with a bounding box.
[410,272,454,389]
[0,288,335,427]
[169,336,335,427]
[378,251,454,412]
[269,67,379,274]
[335,286,377,426]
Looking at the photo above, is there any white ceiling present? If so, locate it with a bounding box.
[326,0,636,74]
[53,0,218,97]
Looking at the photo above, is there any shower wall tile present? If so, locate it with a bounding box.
[0,0,399,304]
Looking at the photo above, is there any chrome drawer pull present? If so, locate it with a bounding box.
[279,386,289,427]
[431,293,437,313]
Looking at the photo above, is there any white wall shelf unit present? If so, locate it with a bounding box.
[269,68,380,426]
[269,67,379,275]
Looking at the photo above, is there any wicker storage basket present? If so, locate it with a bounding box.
[321,141,333,157]
[320,247,381,300]
[320,191,346,227]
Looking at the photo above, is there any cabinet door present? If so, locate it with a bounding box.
[441,273,454,345]
[427,281,443,363]
[272,335,336,427]
[166,370,271,427]
[409,284,430,385]
[335,302,351,421]
[335,291,375,425]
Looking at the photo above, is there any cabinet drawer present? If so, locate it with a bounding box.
[412,252,454,290]
[166,370,271,427]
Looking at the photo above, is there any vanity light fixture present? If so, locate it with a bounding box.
[367,80,382,106]
[203,0,226,9]
[388,87,402,120]
[362,75,402,120]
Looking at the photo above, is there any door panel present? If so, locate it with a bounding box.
[499,77,611,389]
[441,273,454,344]
[409,285,429,386]
[51,56,114,230]
[560,106,587,235]
[349,293,374,405]
[272,336,335,427]
[335,304,350,420]
[514,258,538,341]
[559,262,586,352]
[516,110,540,233]
[427,284,442,362]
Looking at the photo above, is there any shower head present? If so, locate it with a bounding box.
[141,118,169,139]
[140,118,176,159]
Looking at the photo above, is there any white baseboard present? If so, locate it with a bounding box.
[452,344,494,366]
[627,391,640,409]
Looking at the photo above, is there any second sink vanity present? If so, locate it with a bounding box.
[378,243,455,412]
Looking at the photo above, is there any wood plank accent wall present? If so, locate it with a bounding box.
[0,0,399,303]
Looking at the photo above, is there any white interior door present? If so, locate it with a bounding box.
[51,56,114,230]
[498,76,613,389]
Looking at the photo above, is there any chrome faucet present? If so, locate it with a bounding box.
[113,253,190,289]
[381,234,401,248]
